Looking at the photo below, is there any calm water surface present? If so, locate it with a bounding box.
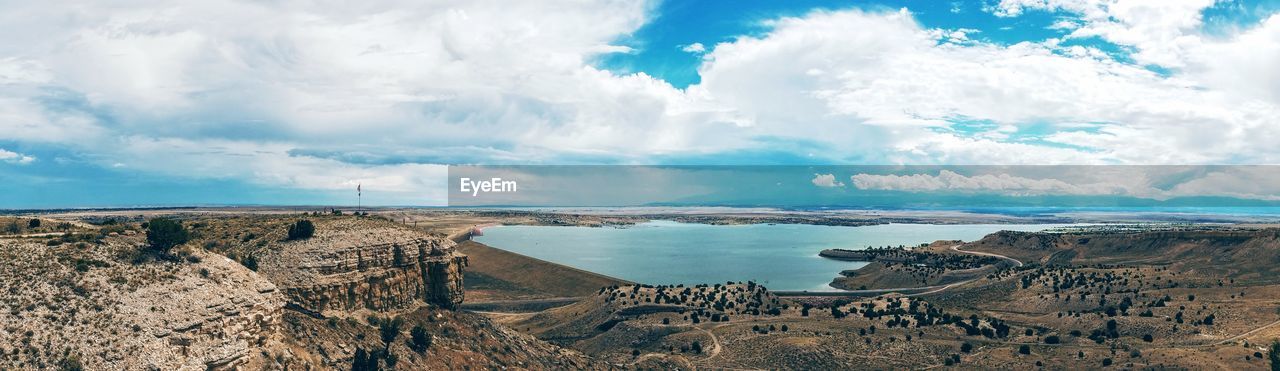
[474,221,1072,291]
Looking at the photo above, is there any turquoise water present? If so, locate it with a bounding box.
[473,221,1073,291]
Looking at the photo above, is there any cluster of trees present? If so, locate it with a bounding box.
[352,316,429,371]
[598,282,783,320]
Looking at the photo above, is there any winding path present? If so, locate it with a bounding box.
[951,244,1023,267]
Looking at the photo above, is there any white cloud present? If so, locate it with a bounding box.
[811,173,844,187]
[681,42,706,53]
[696,8,1280,164]
[991,0,1215,68]
[850,170,1142,196]
[0,2,1279,205]
[0,148,35,164]
[850,168,1280,201]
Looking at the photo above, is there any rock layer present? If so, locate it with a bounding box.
[0,238,283,371]
[261,219,467,313]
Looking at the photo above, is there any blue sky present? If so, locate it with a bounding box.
[2,0,1280,207]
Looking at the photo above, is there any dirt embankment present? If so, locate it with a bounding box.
[456,240,631,303]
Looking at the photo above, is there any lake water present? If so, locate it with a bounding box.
[474,221,1073,291]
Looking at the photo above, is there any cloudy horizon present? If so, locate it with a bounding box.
[3,0,1280,207]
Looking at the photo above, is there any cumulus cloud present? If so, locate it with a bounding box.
[811,173,844,187]
[1,1,1279,205]
[681,42,706,53]
[850,170,1139,196]
[850,168,1280,201]
[0,148,35,165]
[696,8,1280,164]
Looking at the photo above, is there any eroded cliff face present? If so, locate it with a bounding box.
[0,238,284,371]
[260,219,467,313]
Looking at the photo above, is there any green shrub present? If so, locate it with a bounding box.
[58,354,82,371]
[3,220,20,234]
[145,218,189,254]
[409,325,432,353]
[1269,340,1279,371]
[28,219,40,228]
[380,316,403,348]
[286,220,315,240]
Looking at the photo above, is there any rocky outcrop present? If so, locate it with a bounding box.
[0,237,283,371]
[261,219,467,313]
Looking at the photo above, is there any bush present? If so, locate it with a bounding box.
[28,219,40,228]
[242,255,258,271]
[58,354,82,371]
[286,220,315,240]
[409,324,432,353]
[145,218,189,254]
[1018,345,1031,355]
[3,220,20,234]
[961,342,973,353]
[1045,335,1060,344]
[1269,340,1280,371]
[351,348,375,371]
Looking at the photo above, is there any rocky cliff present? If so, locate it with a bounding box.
[260,219,467,313]
[0,237,283,370]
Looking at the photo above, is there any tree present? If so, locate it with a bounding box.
[1018,345,1031,355]
[961,342,973,353]
[146,218,189,254]
[28,219,40,228]
[380,317,403,351]
[287,219,315,240]
[350,347,371,371]
[409,325,432,353]
[1045,335,1060,344]
[3,220,20,234]
[1269,340,1280,371]
[691,341,703,354]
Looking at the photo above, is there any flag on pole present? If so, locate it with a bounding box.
[357,183,361,196]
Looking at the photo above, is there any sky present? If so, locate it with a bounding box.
[3,0,1280,208]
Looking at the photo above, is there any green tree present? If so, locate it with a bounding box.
[409,324,432,353]
[1269,340,1280,371]
[287,219,315,240]
[145,218,189,254]
[3,220,20,234]
[28,219,40,228]
[351,347,375,371]
[379,317,403,351]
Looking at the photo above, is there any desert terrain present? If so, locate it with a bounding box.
[1,207,1279,370]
